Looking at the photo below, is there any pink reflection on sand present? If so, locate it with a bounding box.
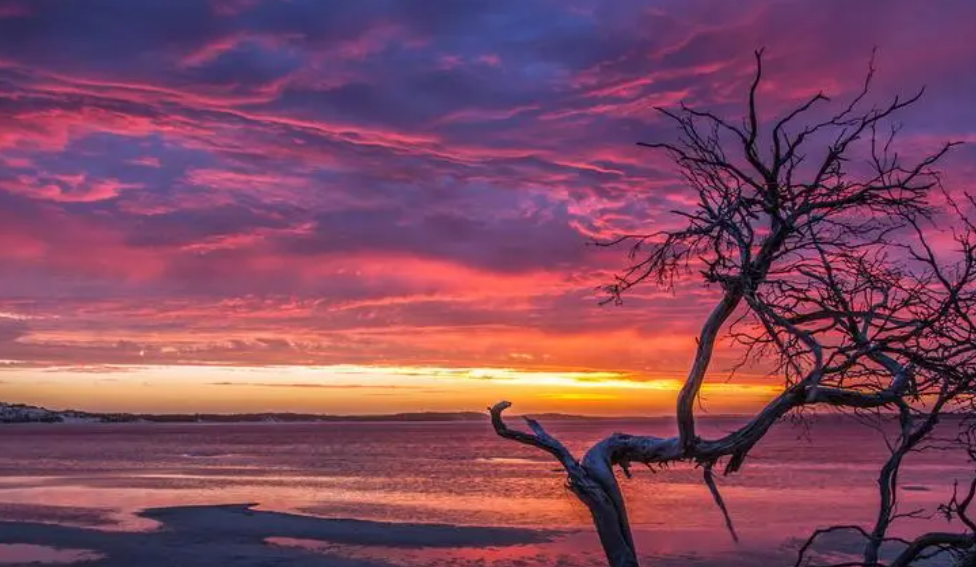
[267,535,611,567]
[0,472,580,531]
[472,458,552,465]
[0,419,964,567]
[266,527,791,567]
[0,544,103,565]
[0,468,954,537]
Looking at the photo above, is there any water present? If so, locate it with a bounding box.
[0,417,967,566]
[0,544,102,565]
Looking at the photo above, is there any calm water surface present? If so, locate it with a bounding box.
[0,417,967,566]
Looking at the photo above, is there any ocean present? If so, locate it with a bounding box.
[0,417,967,566]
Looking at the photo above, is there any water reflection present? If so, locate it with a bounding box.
[0,419,967,564]
[0,544,102,565]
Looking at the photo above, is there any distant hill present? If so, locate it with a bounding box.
[0,402,920,425]
[0,402,503,424]
[0,403,97,424]
[0,402,605,424]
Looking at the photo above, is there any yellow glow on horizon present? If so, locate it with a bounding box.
[0,363,782,416]
[545,393,621,401]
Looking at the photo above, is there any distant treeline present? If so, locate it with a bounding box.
[99,411,492,423]
[0,402,501,423]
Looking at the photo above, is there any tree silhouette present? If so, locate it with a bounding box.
[490,50,976,567]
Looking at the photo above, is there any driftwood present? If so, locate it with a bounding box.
[490,50,976,567]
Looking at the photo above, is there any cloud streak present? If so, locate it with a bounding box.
[0,0,975,411]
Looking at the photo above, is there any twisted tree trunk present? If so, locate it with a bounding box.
[489,369,914,566]
[487,49,975,567]
[489,402,639,567]
[567,465,638,567]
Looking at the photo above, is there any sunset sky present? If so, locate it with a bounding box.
[1,0,975,415]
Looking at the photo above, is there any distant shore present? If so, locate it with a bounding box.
[1,401,930,425]
[1,401,608,424]
[0,503,560,567]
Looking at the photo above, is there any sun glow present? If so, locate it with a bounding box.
[0,363,781,416]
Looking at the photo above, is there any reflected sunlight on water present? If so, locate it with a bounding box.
[0,418,967,564]
[0,544,102,565]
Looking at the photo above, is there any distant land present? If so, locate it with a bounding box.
[0,402,595,424]
[1,402,922,425]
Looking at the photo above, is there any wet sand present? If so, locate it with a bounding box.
[0,503,558,567]
[0,422,959,566]
[0,502,908,567]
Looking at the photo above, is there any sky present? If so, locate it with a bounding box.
[1,0,975,415]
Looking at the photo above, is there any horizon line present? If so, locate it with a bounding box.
[1,400,913,421]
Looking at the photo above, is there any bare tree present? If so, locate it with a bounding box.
[489,50,976,567]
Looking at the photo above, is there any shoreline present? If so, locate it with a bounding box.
[0,502,856,567]
[0,503,562,567]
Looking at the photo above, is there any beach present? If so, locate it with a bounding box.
[0,418,965,566]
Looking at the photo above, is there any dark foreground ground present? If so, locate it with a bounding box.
[0,504,558,567]
[0,419,961,566]
[0,503,901,567]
